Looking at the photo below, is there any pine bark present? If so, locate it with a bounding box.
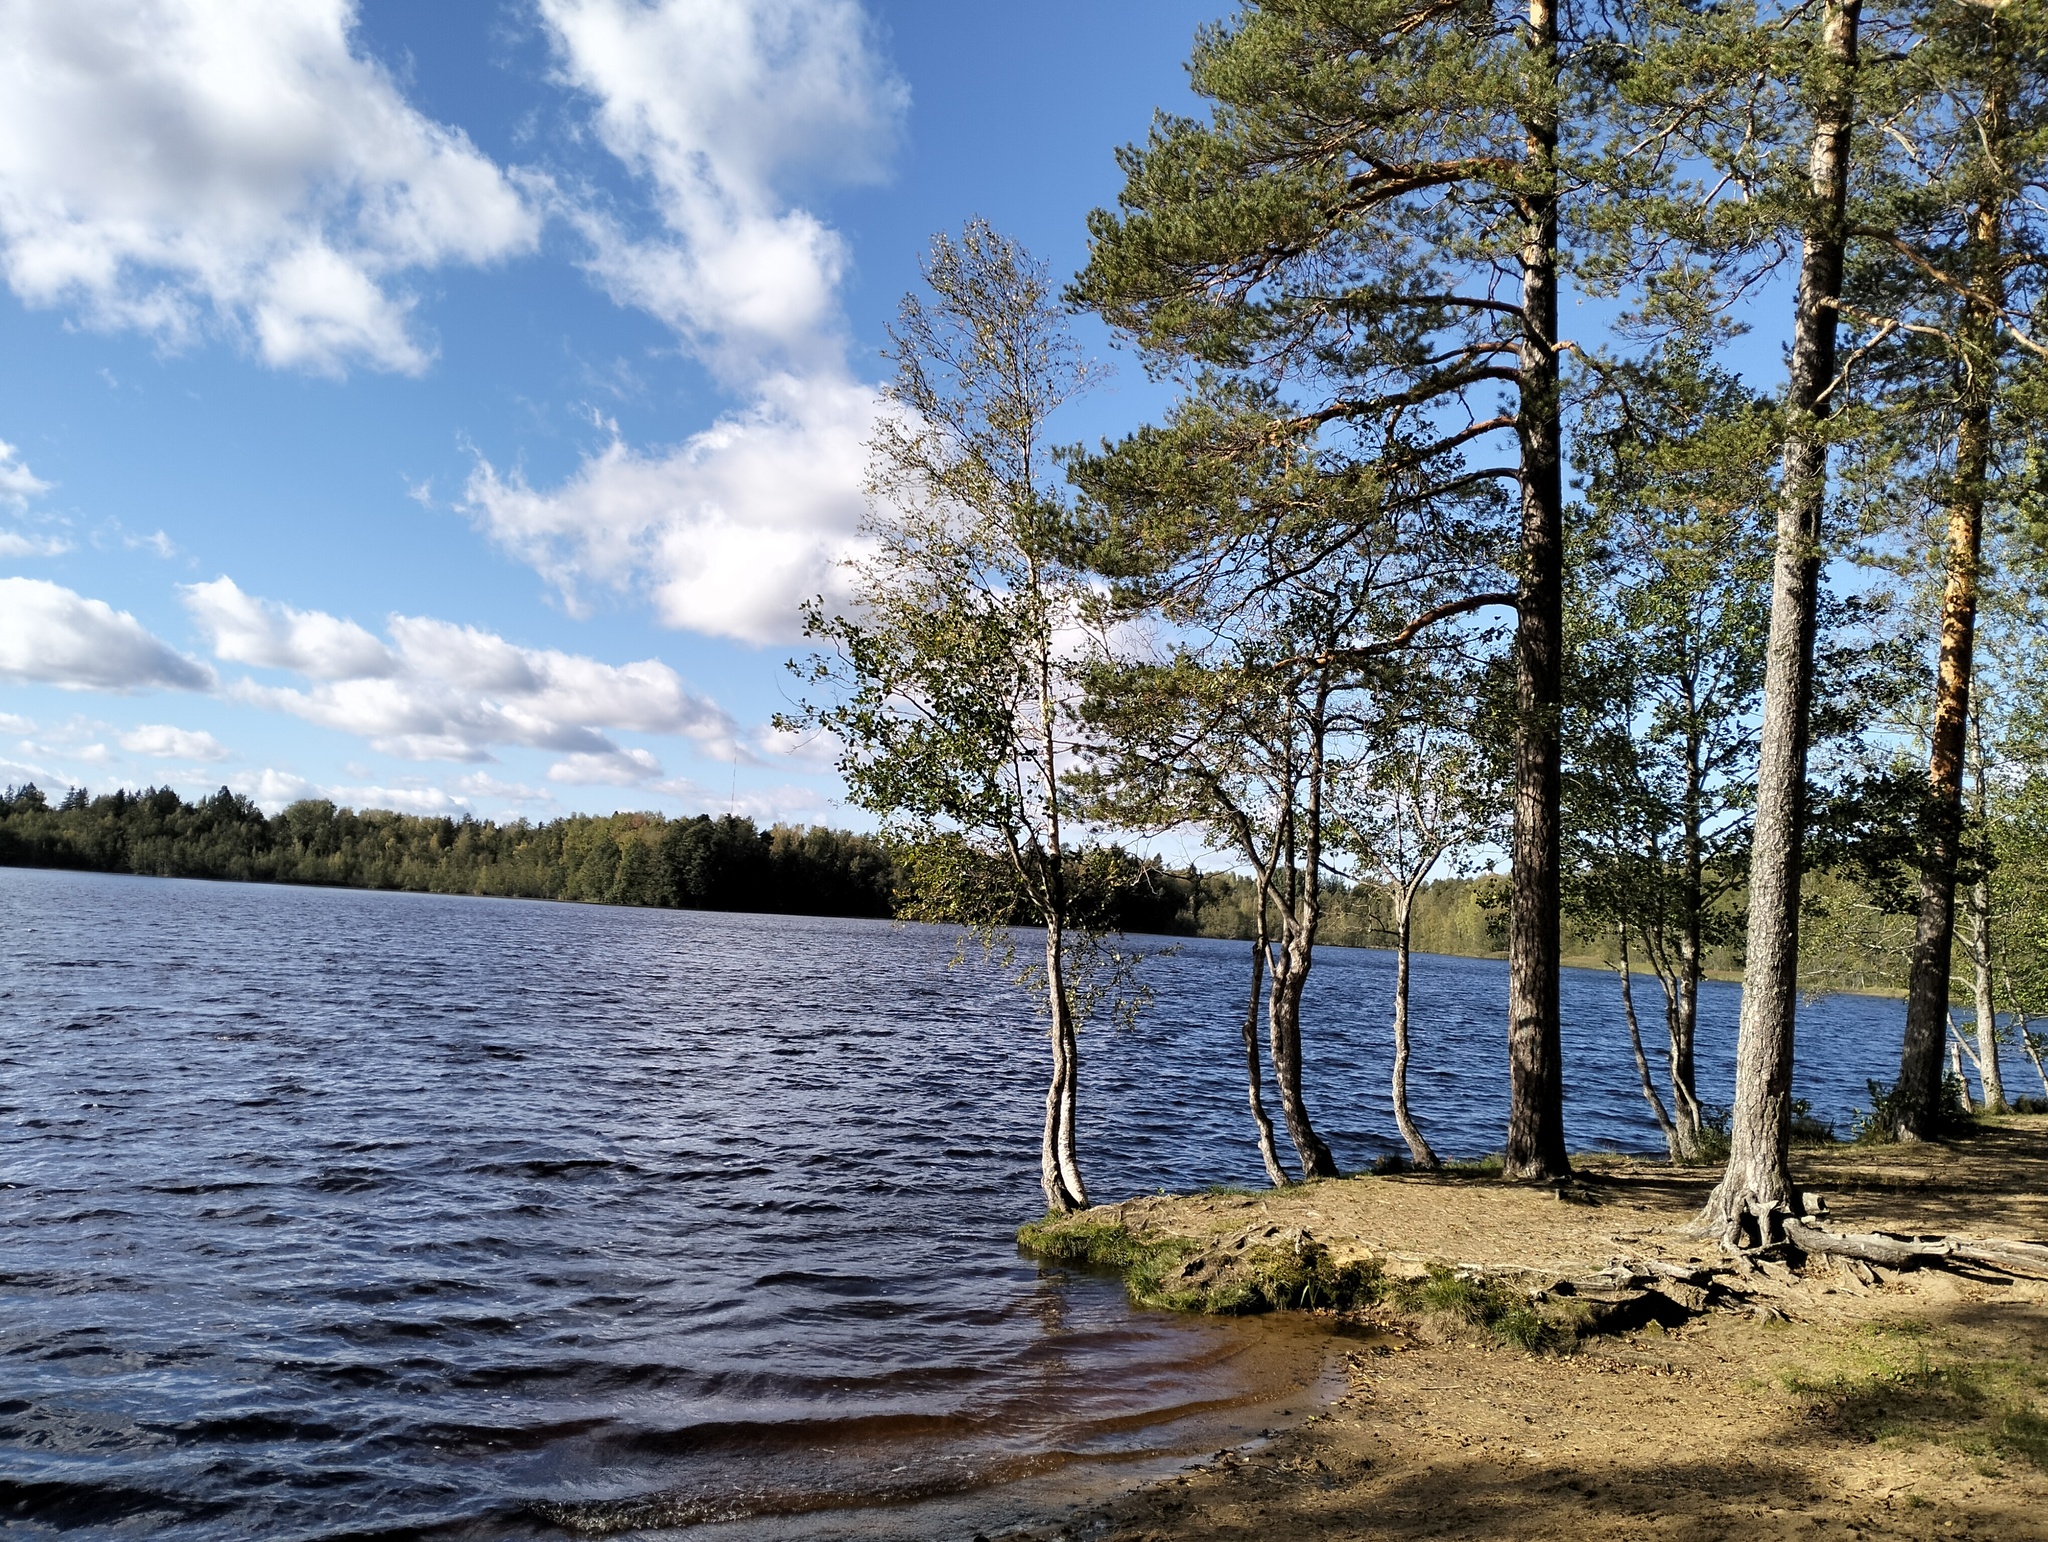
[1701,0,1859,1239]
[1897,82,2003,1130]
[1504,0,1570,1182]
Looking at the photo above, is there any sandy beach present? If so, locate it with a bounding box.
[1017,1118,2048,1540]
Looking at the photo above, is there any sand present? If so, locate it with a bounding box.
[1011,1117,2048,1541]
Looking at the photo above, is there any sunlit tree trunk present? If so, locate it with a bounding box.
[1702,0,1859,1241]
[1505,0,1570,1182]
[1391,879,1440,1169]
[1898,77,2004,1129]
[1269,687,1341,1179]
[1041,919,1088,1213]
[1242,893,1292,1187]
[1969,710,2005,1111]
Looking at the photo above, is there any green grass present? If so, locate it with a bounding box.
[1019,1217,1583,1352]
[1391,1264,1574,1353]
[1774,1318,2048,1470]
[1016,1216,1386,1315]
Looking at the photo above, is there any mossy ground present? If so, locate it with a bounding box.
[1019,1214,1585,1350]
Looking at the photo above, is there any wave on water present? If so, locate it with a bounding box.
[0,867,1904,1538]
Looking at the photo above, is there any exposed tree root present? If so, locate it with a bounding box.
[1779,1216,2048,1279]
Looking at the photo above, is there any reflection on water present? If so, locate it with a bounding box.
[0,868,1904,1538]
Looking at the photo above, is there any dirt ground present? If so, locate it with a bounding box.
[1039,1118,2048,1541]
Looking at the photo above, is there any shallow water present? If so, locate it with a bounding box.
[0,868,1910,1538]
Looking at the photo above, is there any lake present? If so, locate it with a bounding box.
[0,867,1913,1538]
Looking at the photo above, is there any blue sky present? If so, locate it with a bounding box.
[0,0,1219,823]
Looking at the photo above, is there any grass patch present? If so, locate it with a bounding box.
[1774,1319,2048,1469]
[1392,1264,1575,1353]
[1017,1215,1385,1315]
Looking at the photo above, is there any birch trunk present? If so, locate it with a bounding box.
[1242,901,1292,1187]
[1391,882,1440,1169]
[1041,922,1088,1212]
[1504,0,1569,1182]
[1701,0,1859,1240]
[1619,926,1681,1156]
[1970,711,2006,1111]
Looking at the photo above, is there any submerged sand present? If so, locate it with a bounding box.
[1009,1117,2048,1541]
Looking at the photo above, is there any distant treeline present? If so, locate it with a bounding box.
[0,783,901,918]
[0,783,1895,988]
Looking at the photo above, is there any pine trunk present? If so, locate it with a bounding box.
[1391,885,1440,1169]
[1897,158,2001,1132]
[1504,0,1569,1182]
[1701,0,1859,1240]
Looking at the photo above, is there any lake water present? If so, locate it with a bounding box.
[0,867,1914,1539]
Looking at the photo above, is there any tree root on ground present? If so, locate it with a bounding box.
[1778,1217,2048,1279]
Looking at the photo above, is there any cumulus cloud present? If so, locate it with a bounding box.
[0,0,539,374]
[469,0,901,646]
[547,746,661,784]
[0,440,50,506]
[184,575,743,767]
[542,0,903,374]
[229,766,314,809]
[183,574,394,678]
[466,373,876,643]
[0,577,213,691]
[120,723,229,760]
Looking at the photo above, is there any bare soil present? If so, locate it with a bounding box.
[1032,1117,2048,1541]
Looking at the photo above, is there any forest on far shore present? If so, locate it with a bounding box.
[0,781,1909,992]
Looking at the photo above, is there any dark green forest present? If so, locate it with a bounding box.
[0,780,1507,954]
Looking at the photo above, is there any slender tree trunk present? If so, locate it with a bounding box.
[1391,884,1440,1169]
[1243,902,1291,1187]
[2019,1012,2048,1098]
[1898,137,2002,1132]
[1673,736,1706,1151]
[1950,1026,1974,1111]
[1701,0,1859,1241]
[1267,683,1340,1179]
[1970,712,2006,1111]
[1505,0,1569,1182]
[1618,925,1680,1155]
[1041,921,1087,1212]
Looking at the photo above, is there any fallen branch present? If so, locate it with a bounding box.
[1782,1217,2048,1279]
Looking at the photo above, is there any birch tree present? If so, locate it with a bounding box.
[784,223,1110,1214]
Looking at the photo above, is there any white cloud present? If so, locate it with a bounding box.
[0,0,539,375]
[468,0,899,646]
[465,372,876,643]
[547,746,661,784]
[649,773,832,823]
[0,577,213,691]
[183,575,394,677]
[184,575,743,765]
[229,766,313,809]
[121,723,229,760]
[541,0,903,375]
[0,529,71,557]
[0,439,50,506]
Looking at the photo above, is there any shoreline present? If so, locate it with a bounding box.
[1007,1119,2048,1540]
